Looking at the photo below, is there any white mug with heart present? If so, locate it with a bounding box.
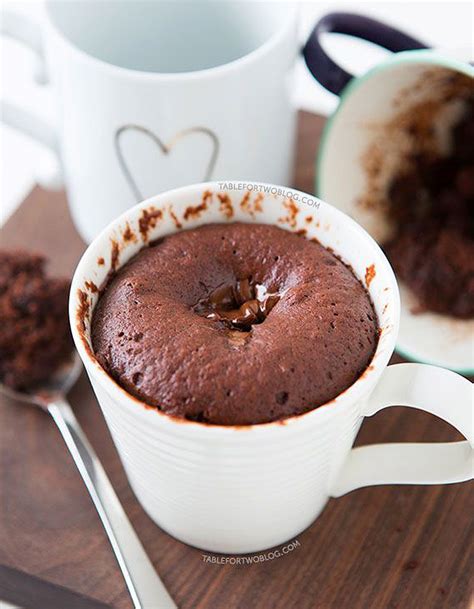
[1,1,300,243]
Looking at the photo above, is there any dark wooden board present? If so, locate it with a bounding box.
[0,112,472,609]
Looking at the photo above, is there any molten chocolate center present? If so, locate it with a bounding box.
[193,278,280,331]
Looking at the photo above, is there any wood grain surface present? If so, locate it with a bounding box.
[0,112,472,609]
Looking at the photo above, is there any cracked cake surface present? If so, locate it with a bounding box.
[92,223,378,425]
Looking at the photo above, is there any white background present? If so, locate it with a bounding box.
[1,0,473,225]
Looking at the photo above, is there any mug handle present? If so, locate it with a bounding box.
[331,364,473,497]
[303,12,428,97]
[1,11,63,188]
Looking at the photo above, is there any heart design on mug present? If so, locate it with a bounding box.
[114,124,220,202]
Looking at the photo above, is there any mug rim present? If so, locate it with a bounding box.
[69,181,400,436]
[44,1,298,81]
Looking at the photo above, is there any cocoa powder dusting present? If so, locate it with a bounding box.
[365,265,376,288]
[240,191,251,214]
[138,207,163,241]
[110,240,120,271]
[183,191,212,221]
[85,280,98,293]
[254,193,264,213]
[76,288,97,359]
[77,289,90,332]
[217,193,234,219]
[168,206,183,229]
[278,198,299,229]
[240,192,264,218]
[122,223,136,243]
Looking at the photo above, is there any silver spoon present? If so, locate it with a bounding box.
[0,352,177,609]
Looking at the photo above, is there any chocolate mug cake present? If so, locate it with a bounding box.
[0,251,72,390]
[92,223,378,425]
[383,97,474,319]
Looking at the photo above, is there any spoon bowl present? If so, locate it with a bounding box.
[0,351,83,408]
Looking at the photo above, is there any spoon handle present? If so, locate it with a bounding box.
[48,398,177,609]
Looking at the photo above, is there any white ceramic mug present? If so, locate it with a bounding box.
[317,53,474,373]
[1,1,299,243]
[70,181,473,554]
[302,13,474,372]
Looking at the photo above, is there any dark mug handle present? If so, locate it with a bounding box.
[303,12,428,96]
